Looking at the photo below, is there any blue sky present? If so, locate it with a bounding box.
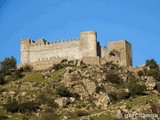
[0,0,160,66]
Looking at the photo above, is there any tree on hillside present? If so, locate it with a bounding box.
[1,56,16,75]
[0,57,21,85]
[145,59,159,69]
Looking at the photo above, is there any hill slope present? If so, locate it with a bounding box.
[0,62,160,120]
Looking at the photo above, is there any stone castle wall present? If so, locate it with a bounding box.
[108,40,132,66]
[20,31,132,70]
[20,31,100,70]
[21,39,81,63]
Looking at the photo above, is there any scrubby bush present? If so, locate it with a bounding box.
[71,93,80,100]
[146,69,160,81]
[118,90,130,99]
[11,69,24,80]
[46,99,58,108]
[105,73,123,85]
[4,99,19,113]
[37,94,58,108]
[108,90,129,102]
[155,82,160,92]
[137,70,144,76]
[52,64,62,71]
[0,73,5,85]
[18,101,40,113]
[19,64,32,72]
[56,85,80,99]
[128,82,146,96]
[4,99,40,113]
[36,94,47,104]
[145,59,159,69]
[56,85,72,97]
[75,110,90,117]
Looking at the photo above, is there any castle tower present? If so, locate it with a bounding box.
[80,31,97,57]
[108,40,132,66]
[20,39,32,64]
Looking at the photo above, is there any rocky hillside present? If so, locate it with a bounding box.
[0,60,160,120]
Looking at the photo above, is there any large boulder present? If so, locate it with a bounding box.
[55,97,68,108]
[94,93,110,109]
[72,84,89,99]
[82,79,96,96]
[145,77,156,91]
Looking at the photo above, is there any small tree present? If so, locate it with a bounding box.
[145,59,159,69]
[1,57,16,75]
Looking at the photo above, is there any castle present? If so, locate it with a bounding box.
[20,31,132,70]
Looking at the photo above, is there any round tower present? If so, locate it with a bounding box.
[80,31,97,57]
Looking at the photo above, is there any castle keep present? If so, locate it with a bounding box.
[20,31,132,70]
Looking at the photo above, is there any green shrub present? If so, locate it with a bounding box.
[145,59,159,69]
[11,69,24,80]
[18,101,39,113]
[146,69,160,81]
[4,99,40,113]
[37,94,48,104]
[128,82,146,96]
[3,99,19,113]
[155,82,160,92]
[71,93,80,100]
[37,94,58,108]
[46,99,58,108]
[118,90,130,99]
[0,57,24,84]
[0,73,5,85]
[127,74,141,84]
[147,69,158,76]
[75,110,90,117]
[105,73,123,84]
[108,90,129,102]
[137,70,144,76]
[56,85,72,97]
[19,64,32,72]
[56,85,80,99]
[1,57,16,75]
[0,57,20,84]
[52,64,62,71]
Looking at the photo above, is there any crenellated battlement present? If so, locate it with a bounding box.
[21,38,80,47]
[20,31,132,70]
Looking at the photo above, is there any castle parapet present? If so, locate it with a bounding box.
[21,38,35,45]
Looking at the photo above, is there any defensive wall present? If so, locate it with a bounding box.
[20,31,132,70]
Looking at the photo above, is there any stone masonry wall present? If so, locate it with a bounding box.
[29,40,81,63]
[108,40,132,66]
[20,31,132,70]
[21,39,82,64]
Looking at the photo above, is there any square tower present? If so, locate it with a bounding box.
[108,40,132,66]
